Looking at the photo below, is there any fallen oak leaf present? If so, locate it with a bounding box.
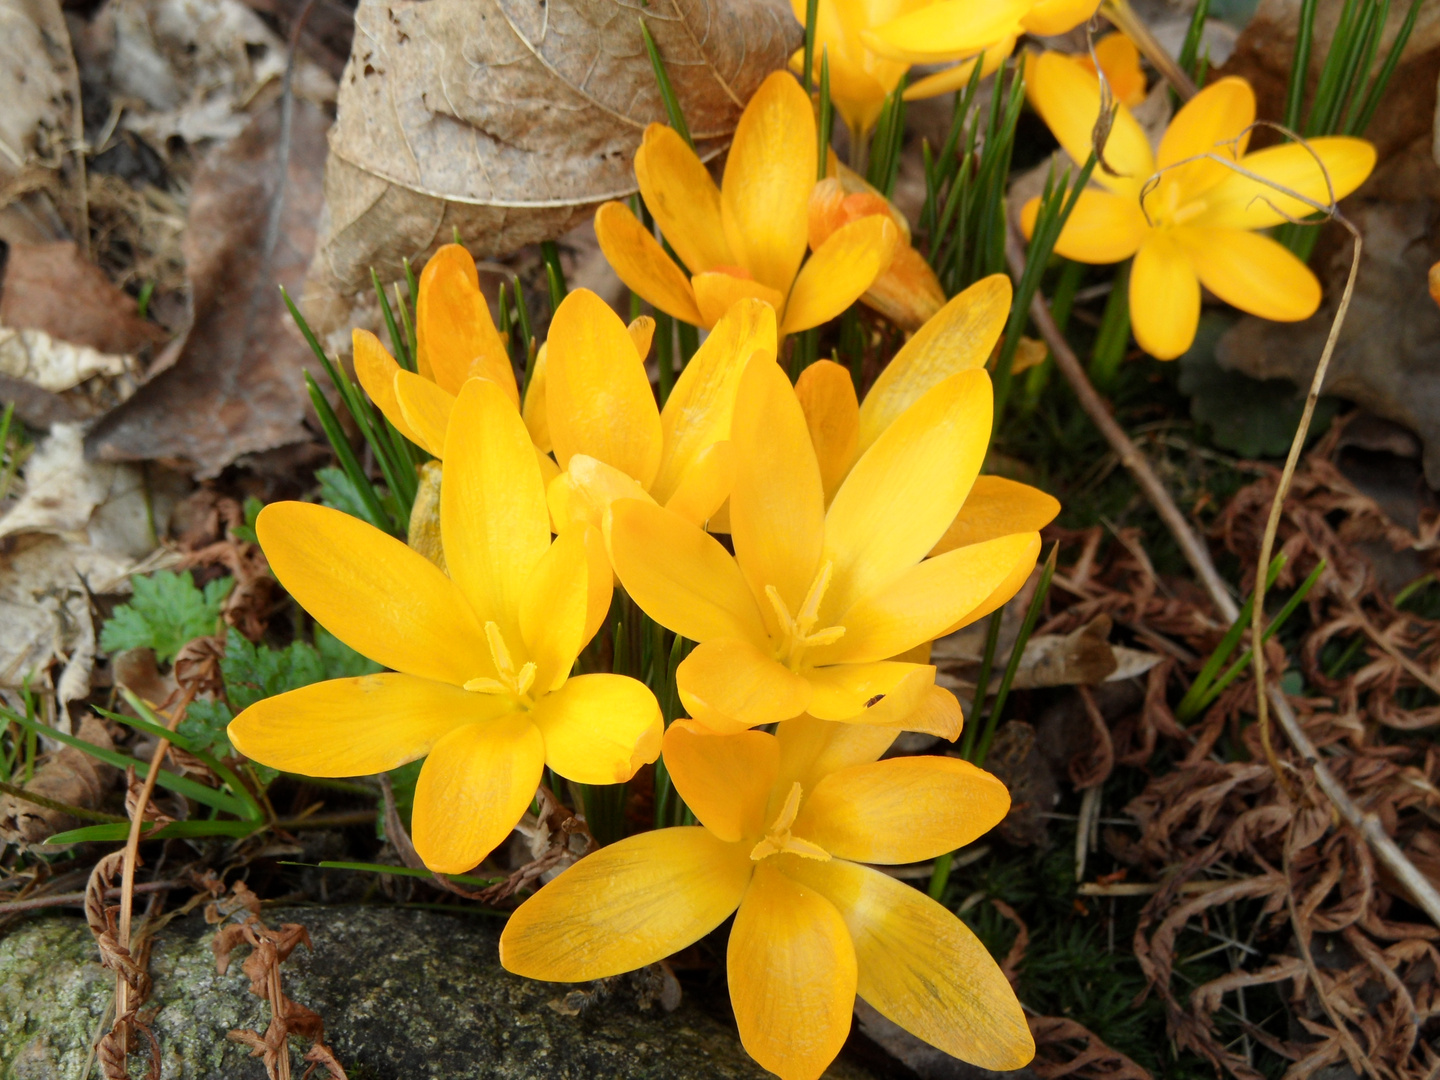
[302,0,800,340]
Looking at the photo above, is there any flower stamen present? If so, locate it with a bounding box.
[464,622,537,704]
[765,561,846,670]
[750,781,830,862]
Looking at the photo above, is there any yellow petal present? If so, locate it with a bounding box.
[857,274,1010,454]
[580,524,613,645]
[795,755,1010,863]
[896,684,965,740]
[862,0,1029,63]
[636,123,733,274]
[1129,231,1200,360]
[1195,136,1376,231]
[412,713,545,874]
[862,243,947,331]
[678,638,813,733]
[1174,226,1321,323]
[416,244,517,404]
[229,674,511,777]
[353,329,421,445]
[662,719,778,842]
[441,378,551,631]
[729,862,856,1080]
[552,454,656,534]
[607,499,769,645]
[1025,50,1155,197]
[774,715,897,796]
[1020,189,1149,265]
[780,216,899,336]
[594,201,704,325]
[811,46,894,137]
[518,528,589,693]
[805,660,935,725]
[653,299,778,503]
[932,476,1059,554]
[256,502,486,685]
[627,315,655,362]
[544,289,663,489]
[903,36,1016,100]
[664,439,735,527]
[721,71,816,294]
[731,354,826,628]
[815,533,1043,665]
[781,858,1035,1070]
[795,360,859,505]
[1083,32,1147,108]
[692,271,788,329]
[530,672,662,785]
[1154,76,1253,198]
[500,827,753,980]
[522,343,551,453]
[824,370,992,618]
[1020,0,1099,35]
[394,369,456,458]
[939,546,1037,637]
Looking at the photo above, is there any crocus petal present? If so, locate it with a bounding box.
[939,546,1037,637]
[229,673,512,777]
[729,862,857,1080]
[518,527,589,693]
[545,289,663,488]
[662,720,778,842]
[1084,32,1146,108]
[256,502,486,686]
[825,369,992,619]
[795,360,859,505]
[580,524,613,645]
[636,123,733,275]
[773,714,897,796]
[552,454,655,534]
[931,476,1060,554]
[862,243,947,331]
[1020,0,1099,35]
[664,440,735,527]
[522,344,551,453]
[653,299,778,504]
[1193,137,1376,231]
[805,661,934,725]
[416,244,518,404]
[394,369,456,458]
[731,355,826,628]
[903,36,1015,100]
[594,201,704,325]
[529,672,662,785]
[608,499,770,645]
[1155,76,1253,199]
[795,755,1010,863]
[692,271,789,329]
[1026,50,1155,197]
[500,827,753,981]
[1174,226,1321,322]
[353,330,421,445]
[861,0,1029,63]
[1129,231,1201,360]
[815,533,1043,665]
[442,379,551,631]
[780,216,899,336]
[411,714,545,874]
[781,859,1035,1070]
[896,684,965,740]
[678,638,813,733]
[721,71,816,294]
[628,315,655,362]
[857,274,1010,455]
[1020,189,1149,265]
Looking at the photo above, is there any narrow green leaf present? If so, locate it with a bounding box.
[49,819,262,844]
[638,18,694,149]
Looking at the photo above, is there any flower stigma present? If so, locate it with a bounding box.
[749,781,830,862]
[463,621,537,707]
[765,560,846,671]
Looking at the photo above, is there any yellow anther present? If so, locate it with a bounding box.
[463,622,536,704]
[766,562,846,671]
[750,782,830,862]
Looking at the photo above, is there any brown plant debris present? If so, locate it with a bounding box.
[0,713,118,844]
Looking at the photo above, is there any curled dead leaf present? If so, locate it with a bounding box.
[0,714,118,844]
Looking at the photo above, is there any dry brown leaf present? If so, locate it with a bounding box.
[88,99,329,476]
[0,713,117,843]
[301,0,799,342]
[0,0,78,185]
[1,241,166,355]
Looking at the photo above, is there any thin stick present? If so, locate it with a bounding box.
[0,880,179,916]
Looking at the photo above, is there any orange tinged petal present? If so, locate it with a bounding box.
[416,244,517,404]
[721,72,816,294]
[692,270,787,329]
[780,216,898,336]
[678,638,813,733]
[662,720,778,842]
[931,476,1060,554]
[635,123,732,274]
[500,827,753,980]
[627,315,655,362]
[862,243,947,331]
[411,714,545,874]
[795,359,859,505]
[594,201,704,325]
[729,862,856,1080]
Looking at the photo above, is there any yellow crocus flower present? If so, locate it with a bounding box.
[500,718,1034,1080]
[606,347,1041,737]
[228,379,662,874]
[595,72,900,336]
[1075,31,1147,107]
[1021,53,1377,359]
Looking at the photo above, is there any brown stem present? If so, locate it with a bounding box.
[1099,0,1198,101]
[0,880,179,916]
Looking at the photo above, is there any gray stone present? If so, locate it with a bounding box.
[0,905,879,1080]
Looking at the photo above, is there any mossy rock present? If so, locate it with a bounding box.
[0,905,878,1080]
